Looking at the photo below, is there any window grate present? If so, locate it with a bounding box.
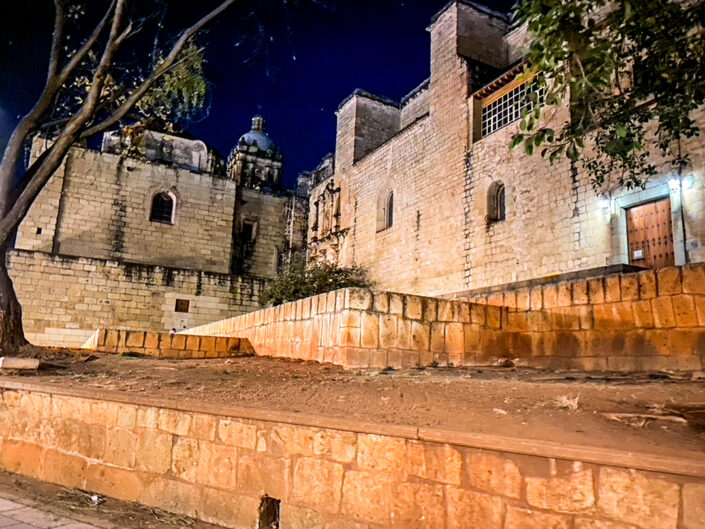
[481,78,545,138]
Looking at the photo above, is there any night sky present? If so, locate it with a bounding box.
[0,0,514,187]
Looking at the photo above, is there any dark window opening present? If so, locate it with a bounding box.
[487,182,506,222]
[258,496,280,529]
[175,299,190,313]
[386,192,394,229]
[242,221,256,241]
[36,227,42,235]
[150,192,174,224]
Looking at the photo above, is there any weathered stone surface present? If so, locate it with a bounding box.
[407,442,462,485]
[313,430,357,463]
[40,449,86,489]
[597,468,680,529]
[341,470,394,524]
[135,429,172,474]
[526,469,595,513]
[85,464,144,503]
[157,409,191,436]
[466,452,522,498]
[104,427,137,468]
[190,413,217,441]
[141,478,200,518]
[446,488,504,529]
[391,481,445,529]
[292,457,344,512]
[683,483,705,529]
[198,441,237,490]
[200,488,259,529]
[236,453,289,499]
[574,519,638,529]
[357,434,406,472]
[218,419,256,449]
[504,507,571,529]
[171,437,200,482]
[280,504,325,529]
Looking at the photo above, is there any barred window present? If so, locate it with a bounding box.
[481,78,545,138]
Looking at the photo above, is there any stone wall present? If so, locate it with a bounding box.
[183,269,705,371]
[17,145,238,274]
[1,382,703,529]
[462,263,705,371]
[238,189,290,278]
[83,329,251,359]
[8,250,264,347]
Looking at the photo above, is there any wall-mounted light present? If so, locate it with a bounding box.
[598,197,613,224]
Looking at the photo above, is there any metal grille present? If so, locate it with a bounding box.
[481,79,545,138]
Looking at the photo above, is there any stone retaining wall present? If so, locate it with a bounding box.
[82,330,251,359]
[184,274,705,371]
[183,288,505,369]
[0,382,703,529]
[461,263,705,371]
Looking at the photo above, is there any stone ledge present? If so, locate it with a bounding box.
[2,377,703,479]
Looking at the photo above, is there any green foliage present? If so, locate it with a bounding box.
[259,254,371,307]
[136,42,209,132]
[511,0,705,191]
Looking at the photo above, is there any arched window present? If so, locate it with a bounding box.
[376,189,395,232]
[150,192,174,224]
[487,182,506,222]
[386,192,394,229]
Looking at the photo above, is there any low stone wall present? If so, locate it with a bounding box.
[184,275,705,370]
[183,288,505,369]
[82,330,251,359]
[1,381,703,529]
[8,250,265,347]
[461,263,705,371]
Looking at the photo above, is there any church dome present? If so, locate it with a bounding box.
[238,115,276,152]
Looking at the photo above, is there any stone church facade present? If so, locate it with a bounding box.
[9,116,309,346]
[307,0,705,297]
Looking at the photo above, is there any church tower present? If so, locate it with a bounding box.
[227,115,283,188]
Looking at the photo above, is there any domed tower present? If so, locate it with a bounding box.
[227,115,283,188]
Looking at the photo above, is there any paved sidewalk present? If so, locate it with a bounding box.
[0,497,98,529]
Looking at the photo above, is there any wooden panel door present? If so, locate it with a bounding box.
[626,197,675,269]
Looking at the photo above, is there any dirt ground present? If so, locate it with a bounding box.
[0,470,222,529]
[3,347,705,459]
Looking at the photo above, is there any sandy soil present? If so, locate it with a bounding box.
[3,348,705,459]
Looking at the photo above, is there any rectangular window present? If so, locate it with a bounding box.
[175,299,190,313]
[481,78,545,138]
[242,221,256,241]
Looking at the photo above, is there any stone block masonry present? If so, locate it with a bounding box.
[82,329,252,359]
[184,262,705,371]
[0,382,703,529]
[8,250,264,347]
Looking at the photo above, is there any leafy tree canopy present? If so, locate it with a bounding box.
[512,0,705,192]
[260,254,371,307]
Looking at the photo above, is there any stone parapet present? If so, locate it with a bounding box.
[183,269,705,371]
[0,381,703,529]
[82,329,252,359]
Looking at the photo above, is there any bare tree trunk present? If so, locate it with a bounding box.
[0,244,27,353]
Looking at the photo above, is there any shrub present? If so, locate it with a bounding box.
[259,254,370,307]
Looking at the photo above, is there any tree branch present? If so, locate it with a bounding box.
[0,0,116,215]
[81,0,236,138]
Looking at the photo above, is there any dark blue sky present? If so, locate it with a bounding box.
[0,0,514,186]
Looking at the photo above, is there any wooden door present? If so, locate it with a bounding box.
[626,197,675,269]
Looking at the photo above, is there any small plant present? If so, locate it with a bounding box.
[259,254,370,307]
